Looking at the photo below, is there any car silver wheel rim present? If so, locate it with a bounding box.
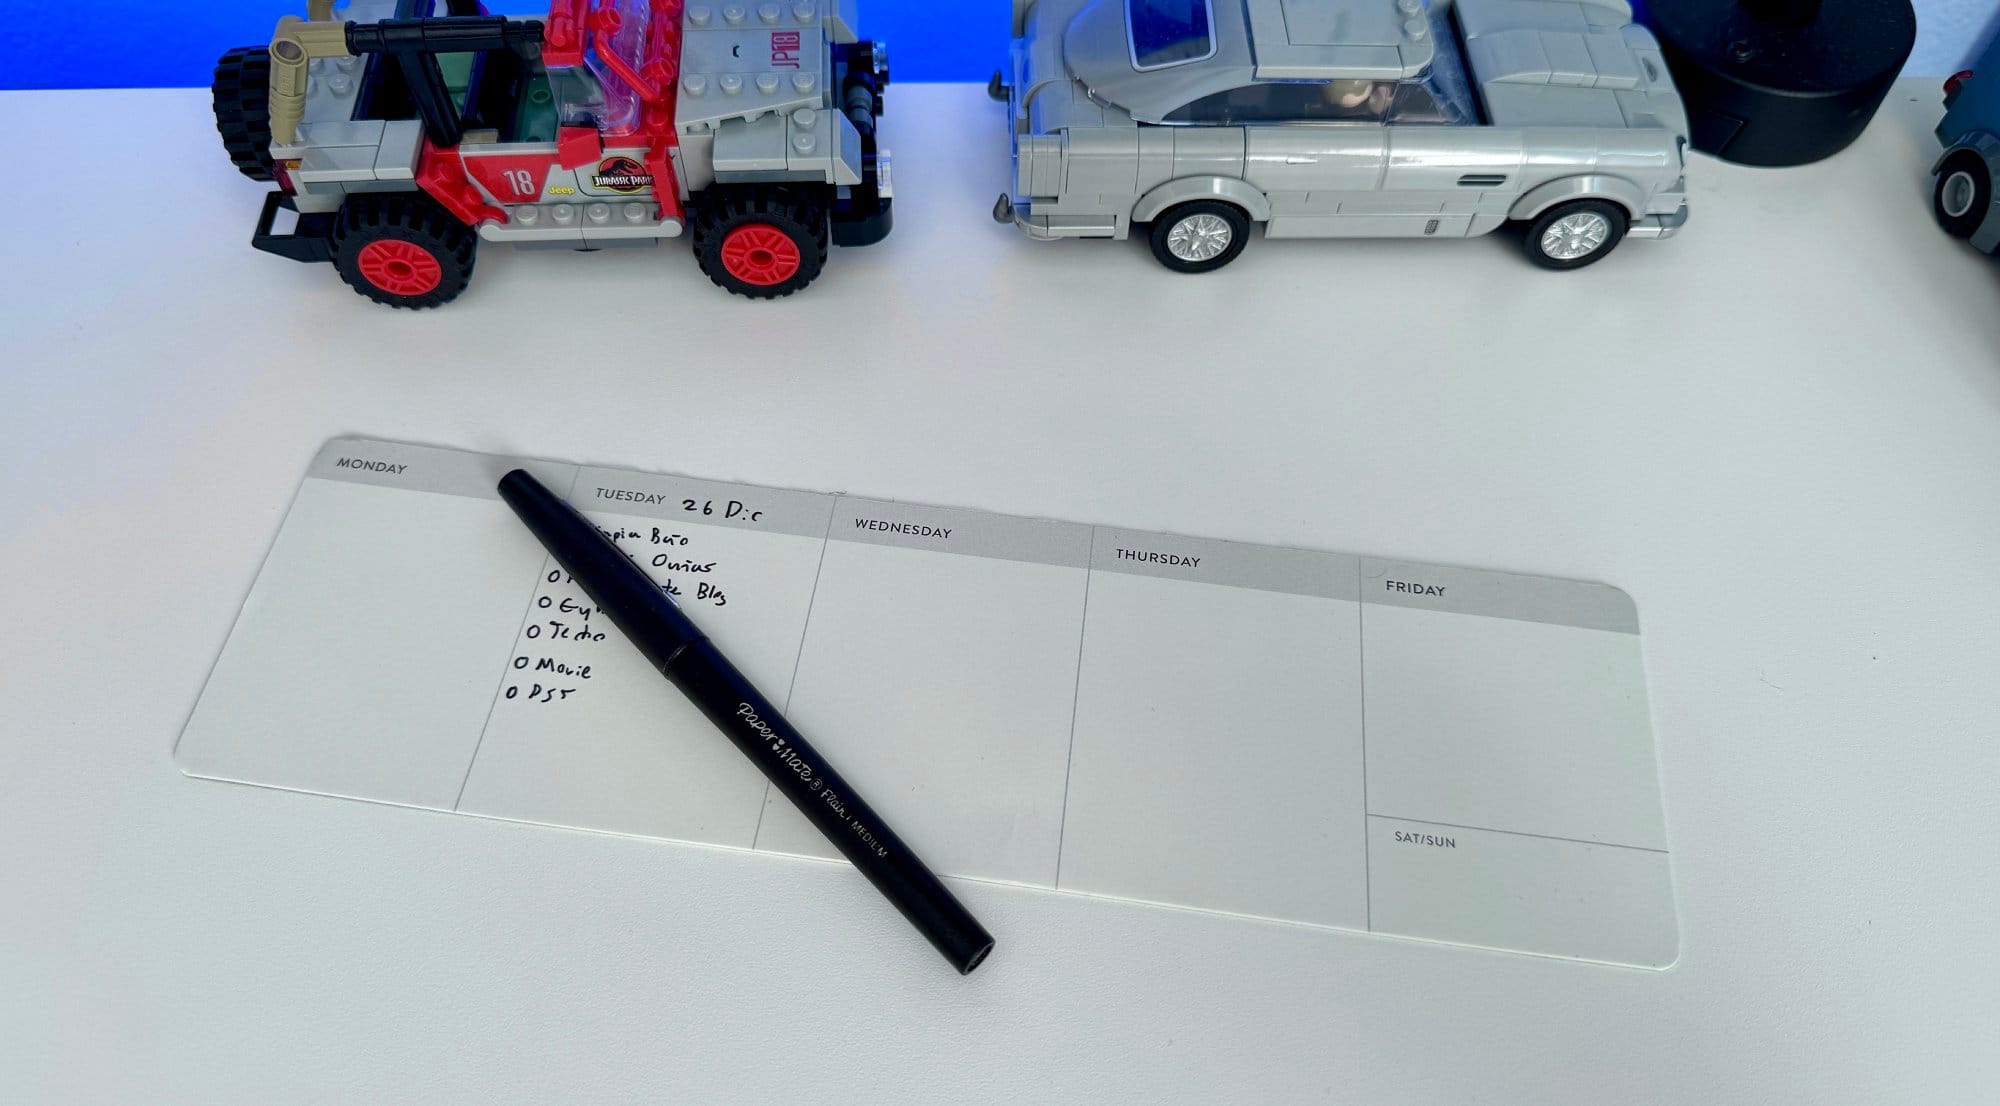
[1541,212,1612,261]
[1942,170,1979,219]
[1167,213,1233,262]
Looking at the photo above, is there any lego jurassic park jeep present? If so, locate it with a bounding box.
[212,0,892,307]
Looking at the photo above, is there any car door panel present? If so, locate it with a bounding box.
[1377,126,1528,235]
[1065,128,1140,197]
[461,146,564,206]
[1135,127,1176,195]
[1171,127,1248,182]
[1244,125,1386,236]
[1244,126,1386,194]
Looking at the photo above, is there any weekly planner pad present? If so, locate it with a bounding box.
[176,438,1678,968]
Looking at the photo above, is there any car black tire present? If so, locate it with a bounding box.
[691,186,830,299]
[1522,199,1629,270]
[1148,201,1252,274]
[1933,151,1992,239]
[213,46,276,182]
[330,195,478,309]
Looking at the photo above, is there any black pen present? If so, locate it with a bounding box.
[497,469,995,974]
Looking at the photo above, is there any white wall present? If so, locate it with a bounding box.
[1904,0,1992,74]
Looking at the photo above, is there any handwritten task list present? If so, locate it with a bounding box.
[177,439,1677,968]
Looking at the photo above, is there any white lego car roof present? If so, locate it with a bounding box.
[1244,0,1437,82]
[1065,0,1437,121]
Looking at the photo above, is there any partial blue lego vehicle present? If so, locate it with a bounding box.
[1935,42,2000,251]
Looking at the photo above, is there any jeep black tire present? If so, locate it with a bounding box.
[1934,150,1993,240]
[691,186,830,299]
[1148,201,1252,274]
[213,46,277,182]
[330,195,478,309]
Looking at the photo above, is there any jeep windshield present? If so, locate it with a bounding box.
[1127,0,1216,71]
[550,0,652,134]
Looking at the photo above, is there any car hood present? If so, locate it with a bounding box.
[1456,0,1689,137]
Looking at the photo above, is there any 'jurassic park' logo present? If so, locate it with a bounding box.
[591,156,652,194]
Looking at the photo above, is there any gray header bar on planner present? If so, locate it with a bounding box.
[831,496,1094,567]
[574,466,835,540]
[1359,559,1639,634]
[310,438,576,501]
[1091,527,1360,600]
[309,440,1641,634]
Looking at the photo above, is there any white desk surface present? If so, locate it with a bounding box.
[3,80,1996,1104]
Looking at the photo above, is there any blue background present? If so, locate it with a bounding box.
[0,0,1988,90]
[0,2,1011,89]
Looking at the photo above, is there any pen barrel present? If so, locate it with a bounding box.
[666,640,996,975]
[497,470,991,973]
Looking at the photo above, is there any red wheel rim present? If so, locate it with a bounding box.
[719,223,802,286]
[356,239,443,296]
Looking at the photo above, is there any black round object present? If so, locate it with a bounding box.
[1521,199,1630,270]
[1148,200,1253,273]
[1933,151,1993,239]
[1643,0,1916,166]
[691,185,830,299]
[330,195,478,310]
[212,46,276,182]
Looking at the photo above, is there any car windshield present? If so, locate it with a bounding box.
[551,0,650,133]
[1127,0,1216,71]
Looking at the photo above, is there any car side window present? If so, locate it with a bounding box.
[1164,79,1459,126]
[1386,84,1449,124]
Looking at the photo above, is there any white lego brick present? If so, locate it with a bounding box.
[674,133,717,192]
[478,204,588,243]
[578,201,682,243]
[779,106,861,184]
[1583,29,1644,88]
[296,143,381,184]
[676,73,825,130]
[291,190,344,215]
[709,111,791,172]
[299,54,365,124]
[832,108,862,186]
[294,119,386,148]
[1471,31,1554,85]
[373,120,425,180]
[1614,88,1671,131]
[1483,82,1630,128]
[1542,29,1599,86]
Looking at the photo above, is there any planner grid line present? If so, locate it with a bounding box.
[1357,561,1372,933]
[1369,815,1670,855]
[453,551,560,812]
[1050,525,1097,891]
[453,466,584,813]
[752,502,840,852]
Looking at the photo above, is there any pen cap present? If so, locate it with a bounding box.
[497,469,704,669]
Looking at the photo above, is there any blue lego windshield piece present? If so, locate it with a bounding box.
[1127,0,1218,71]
